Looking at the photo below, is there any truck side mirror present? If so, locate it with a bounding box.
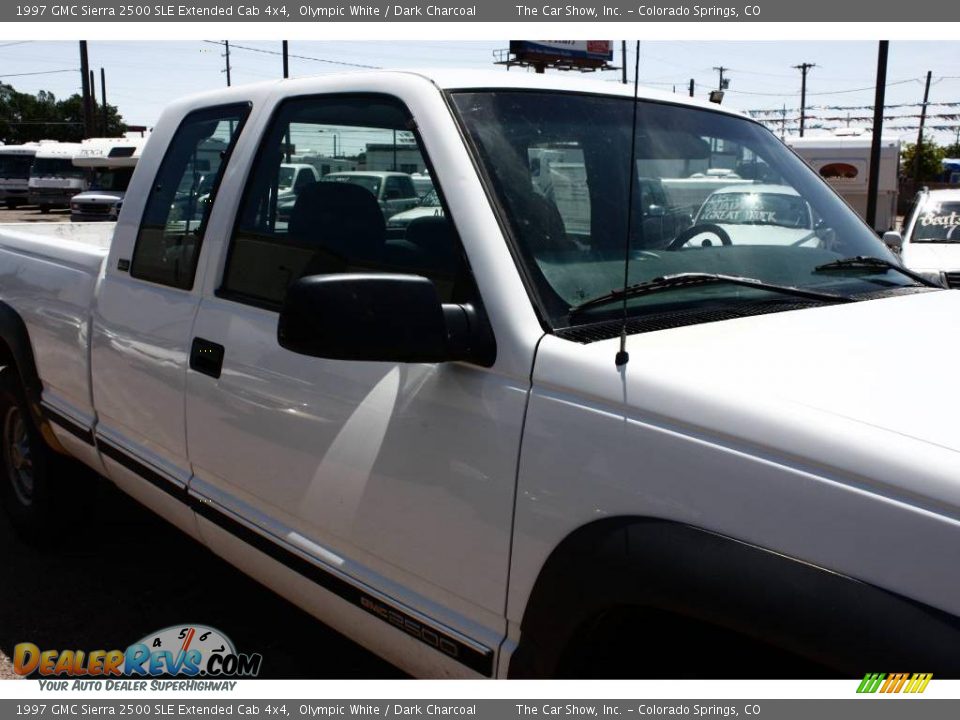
[277,274,494,366]
[882,231,903,254]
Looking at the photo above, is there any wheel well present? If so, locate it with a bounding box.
[509,517,960,678]
[554,603,833,679]
[0,303,64,453]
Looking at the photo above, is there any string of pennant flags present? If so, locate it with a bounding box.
[746,102,960,117]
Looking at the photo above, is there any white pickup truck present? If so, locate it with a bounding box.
[2,70,960,679]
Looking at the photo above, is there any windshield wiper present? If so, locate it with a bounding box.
[569,272,852,317]
[813,255,941,287]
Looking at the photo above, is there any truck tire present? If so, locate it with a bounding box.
[39,205,50,215]
[0,366,77,543]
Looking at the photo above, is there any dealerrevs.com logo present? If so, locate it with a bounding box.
[14,625,263,680]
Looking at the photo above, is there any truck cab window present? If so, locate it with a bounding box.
[220,95,471,309]
[130,104,250,290]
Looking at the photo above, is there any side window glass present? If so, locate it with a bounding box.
[221,95,471,309]
[130,104,249,289]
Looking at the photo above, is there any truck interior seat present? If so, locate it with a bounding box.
[290,181,386,276]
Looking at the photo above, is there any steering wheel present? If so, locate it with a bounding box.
[666,223,732,251]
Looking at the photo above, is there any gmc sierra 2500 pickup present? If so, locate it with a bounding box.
[1,70,959,679]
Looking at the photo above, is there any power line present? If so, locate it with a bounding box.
[0,68,80,78]
[202,40,380,70]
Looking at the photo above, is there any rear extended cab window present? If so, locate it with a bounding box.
[130,103,251,290]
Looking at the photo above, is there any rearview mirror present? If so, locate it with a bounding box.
[277,274,494,366]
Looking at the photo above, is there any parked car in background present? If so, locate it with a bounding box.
[278,162,321,198]
[385,187,443,236]
[410,172,434,197]
[323,170,420,218]
[899,187,960,288]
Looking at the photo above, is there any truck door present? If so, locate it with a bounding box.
[91,103,249,538]
[185,93,526,677]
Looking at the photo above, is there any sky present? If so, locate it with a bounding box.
[1,40,959,144]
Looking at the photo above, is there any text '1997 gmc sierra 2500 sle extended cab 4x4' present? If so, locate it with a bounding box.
[1,70,959,679]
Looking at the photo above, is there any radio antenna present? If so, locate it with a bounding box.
[615,40,642,368]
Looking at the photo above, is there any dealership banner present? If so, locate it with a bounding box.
[3,699,960,718]
[2,0,960,22]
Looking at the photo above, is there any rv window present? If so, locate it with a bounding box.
[819,162,859,180]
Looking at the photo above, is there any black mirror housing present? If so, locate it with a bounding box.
[278,274,493,365]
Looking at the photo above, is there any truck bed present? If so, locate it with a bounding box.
[0,221,113,433]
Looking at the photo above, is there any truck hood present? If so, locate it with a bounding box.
[535,289,960,505]
[72,191,125,203]
[903,242,960,272]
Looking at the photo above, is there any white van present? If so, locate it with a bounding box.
[28,142,88,213]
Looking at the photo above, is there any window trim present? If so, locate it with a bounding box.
[129,101,252,291]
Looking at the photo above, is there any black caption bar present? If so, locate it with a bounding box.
[3,0,959,21]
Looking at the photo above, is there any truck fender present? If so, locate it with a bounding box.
[509,517,960,677]
[0,300,66,452]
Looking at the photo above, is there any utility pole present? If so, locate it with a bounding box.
[781,104,787,140]
[713,66,729,90]
[89,70,98,135]
[621,41,627,85]
[79,41,94,139]
[222,40,232,87]
[793,62,816,137]
[100,68,108,136]
[866,41,889,231]
[688,78,695,98]
[913,70,932,181]
[282,40,289,79]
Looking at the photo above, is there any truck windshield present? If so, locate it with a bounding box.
[90,167,134,192]
[0,154,34,179]
[911,202,960,243]
[31,157,86,179]
[451,91,920,329]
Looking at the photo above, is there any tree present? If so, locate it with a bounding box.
[0,82,126,144]
[901,141,946,182]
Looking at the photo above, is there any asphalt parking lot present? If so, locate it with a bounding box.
[1,205,72,223]
[0,471,405,680]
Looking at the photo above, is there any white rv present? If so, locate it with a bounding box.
[0,144,39,209]
[69,136,146,222]
[787,130,901,233]
[28,142,89,213]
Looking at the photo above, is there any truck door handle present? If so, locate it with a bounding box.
[190,337,225,379]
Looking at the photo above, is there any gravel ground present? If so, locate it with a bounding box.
[0,473,405,680]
